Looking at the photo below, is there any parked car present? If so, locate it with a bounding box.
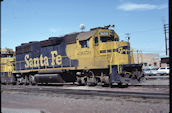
[150,68,159,75]
[157,67,169,75]
[143,68,158,76]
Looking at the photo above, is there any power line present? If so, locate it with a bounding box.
[130,28,162,33]
[119,27,163,38]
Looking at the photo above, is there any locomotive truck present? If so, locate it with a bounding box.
[1,25,144,86]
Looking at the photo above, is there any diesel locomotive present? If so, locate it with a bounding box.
[0,48,15,84]
[1,25,144,86]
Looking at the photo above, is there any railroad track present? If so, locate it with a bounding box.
[1,85,169,100]
[145,75,169,79]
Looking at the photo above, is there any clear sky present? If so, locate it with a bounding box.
[1,0,168,56]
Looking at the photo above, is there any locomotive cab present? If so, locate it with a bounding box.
[73,27,144,85]
[97,30,132,65]
[93,29,143,85]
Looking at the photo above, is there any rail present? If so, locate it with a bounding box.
[1,85,169,100]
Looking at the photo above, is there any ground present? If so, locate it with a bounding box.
[1,92,169,113]
[1,78,169,113]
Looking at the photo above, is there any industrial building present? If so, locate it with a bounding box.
[134,53,160,69]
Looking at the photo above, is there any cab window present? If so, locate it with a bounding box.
[79,40,89,48]
[94,37,98,45]
[100,36,114,43]
[114,38,119,41]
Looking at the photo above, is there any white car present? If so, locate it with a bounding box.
[143,68,158,75]
[157,67,169,75]
[150,68,159,75]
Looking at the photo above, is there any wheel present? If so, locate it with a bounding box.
[86,77,97,86]
[29,75,36,85]
[76,77,86,86]
[12,75,17,85]
[117,83,128,88]
[101,83,109,87]
[24,76,29,85]
[110,83,114,88]
[100,74,110,87]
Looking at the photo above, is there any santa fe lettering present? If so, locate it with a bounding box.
[24,50,62,68]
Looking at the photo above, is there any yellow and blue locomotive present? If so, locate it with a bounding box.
[0,48,15,84]
[1,25,144,86]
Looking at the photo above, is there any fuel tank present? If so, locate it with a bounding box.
[34,74,64,83]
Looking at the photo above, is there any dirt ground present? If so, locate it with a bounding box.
[1,79,169,113]
[1,91,169,113]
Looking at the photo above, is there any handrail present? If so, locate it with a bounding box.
[109,43,114,74]
[130,49,143,64]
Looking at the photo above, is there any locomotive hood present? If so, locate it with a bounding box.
[76,30,97,41]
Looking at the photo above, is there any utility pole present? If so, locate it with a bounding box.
[164,24,169,56]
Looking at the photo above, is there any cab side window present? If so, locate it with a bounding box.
[79,40,89,48]
[114,38,119,41]
[94,37,98,45]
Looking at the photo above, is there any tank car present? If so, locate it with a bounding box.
[4,25,145,86]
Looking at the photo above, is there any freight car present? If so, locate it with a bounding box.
[1,25,144,86]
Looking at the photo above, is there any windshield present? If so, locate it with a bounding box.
[100,36,114,43]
